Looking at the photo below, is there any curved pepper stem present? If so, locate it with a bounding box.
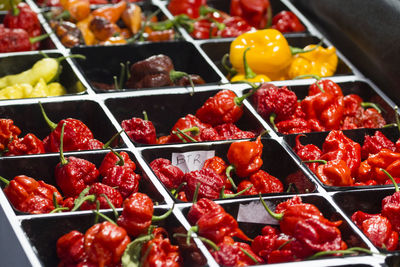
[169,70,195,96]
[29,33,51,44]
[143,110,149,121]
[269,113,278,131]
[394,106,400,134]
[192,182,201,204]
[55,54,86,63]
[306,247,373,260]
[173,233,220,251]
[234,84,260,107]
[0,176,10,186]
[225,165,238,191]
[59,123,68,166]
[361,102,381,113]
[108,147,125,166]
[242,47,256,79]
[220,184,253,199]
[173,128,198,143]
[292,74,322,80]
[381,168,399,192]
[93,210,118,226]
[303,159,328,165]
[221,53,238,77]
[71,195,95,212]
[290,40,323,55]
[171,182,187,198]
[152,204,174,222]
[102,130,124,149]
[100,193,119,220]
[240,248,259,264]
[259,194,283,220]
[39,101,57,130]
[186,225,199,245]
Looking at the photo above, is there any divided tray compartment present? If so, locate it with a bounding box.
[139,137,317,202]
[199,35,353,79]
[283,126,400,191]
[0,52,87,97]
[19,206,206,266]
[71,41,223,93]
[245,80,396,136]
[0,149,166,215]
[104,88,266,146]
[180,195,370,264]
[0,99,124,152]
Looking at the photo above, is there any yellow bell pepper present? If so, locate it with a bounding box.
[230,47,271,83]
[230,29,292,81]
[287,45,338,79]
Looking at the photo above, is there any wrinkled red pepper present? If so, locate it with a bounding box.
[168,0,207,19]
[230,0,271,28]
[361,131,395,160]
[150,158,184,190]
[170,114,214,143]
[121,112,157,144]
[57,230,86,266]
[237,170,283,195]
[214,123,255,140]
[315,159,354,186]
[98,150,136,176]
[271,11,305,33]
[0,118,21,151]
[5,133,44,156]
[79,182,123,210]
[187,198,225,225]
[203,156,232,190]
[293,134,322,173]
[183,168,225,201]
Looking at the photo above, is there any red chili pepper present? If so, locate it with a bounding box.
[84,221,131,266]
[141,227,182,267]
[293,134,322,173]
[56,230,86,266]
[308,79,343,98]
[203,156,232,190]
[252,83,298,127]
[3,3,41,38]
[1,175,63,214]
[212,236,263,266]
[320,130,361,177]
[121,111,157,144]
[5,133,44,156]
[276,118,311,134]
[79,182,123,210]
[0,118,21,151]
[382,193,400,233]
[98,151,136,177]
[190,18,219,39]
[0,27,36,53]
[274,195,303,214]
[196,89,256,126]
[314,159,354,186]
[187,198,225,225]
[362,108,386,128]
[271,11,305,33]
[226,135,263,178]
[168,0,207,19]
[170,114,212,143]
[183,168,225,201]
[361,131,395,160]
[218,16,253,38]
[214,123,255,140]
[343,94,363,116]
[150,158,184,190]
[230,0,271,28]
[237,170,283,195]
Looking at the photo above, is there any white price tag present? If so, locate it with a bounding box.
[237,201,279,225]
[171,150,215,173]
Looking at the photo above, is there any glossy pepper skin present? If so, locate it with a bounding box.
[315,159,354,186]
[5,133,45,156]
[293,134,322,173]
[102,165,140,199]
[187,198,225,225]
[150,158,184,190]
[80,182,123,210]
[43,118,96,152]
[3,3,41,38]
[117,192,154,237]
[308,79,343,98]
[272,11,305,33]
[0,118,21,151]
[183,168,225,201]
[237,170,283,195]
[227,136,263,178]
[203,156,232,190]
[55,156,100,197]
[230,0,271,29]
[196,90,244,126]
[361,131,395,160]
[121,116,157,144]
[2,175,63,214]
[141,227,182,267]
[57,230,86,266]
[0,27,35,53]
[214,123,255,140]
[252,83,298,122]
[382,191,400,233]
[168,0,207,19]
[170,114,213,143]
[98,151,136,177]
[84,221,130,266]
[351,211,399,250]
[230,29,292,80]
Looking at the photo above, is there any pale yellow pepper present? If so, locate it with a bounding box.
[287,45,338,79]
[0,78,66,100]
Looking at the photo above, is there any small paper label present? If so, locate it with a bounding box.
[171,150,215,173]
[237,201,279,225]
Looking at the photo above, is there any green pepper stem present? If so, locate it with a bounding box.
[222,184,253,199]
[50,207,69,213]
[225,165,238,191]
[290,40,323,55]
[186,225,199,245]
[29,33,51,44]
[242,47,256,79]
[234,85,260,106]
[173,233,220,251]
[172,182,187,198]
[173,128,198,143]
[94,200,100,224]
[306,247,372,260]
[286,183,299,194]
[259,194,283,220]
[303,159,328,165]
[56,54,86,63]
[39,101,57,130]
[361,102,381,113]
[113,76,119,90]
[59,123,68,166]
[292,74,321,80]
[240,248,259,264]
[169,70,195,96]
[143,111,149,121]
[93,210,117,226]
[0,176,10,186]
[99,193,118,220]
[108,147,125,166]
[172,131,187,143]
[52,192,60,210]
[383,123,397,128]
[180,126,200,135]
[54,10,70,20]
[192,182,201,204]
[118,62,126,90]
[71,195,95,211]
[9,0,19,16]
[221,53,238,77]
[152,204,174,222]
[381,168,399,192]
[269,113,278,131]
[102,130,123,149]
